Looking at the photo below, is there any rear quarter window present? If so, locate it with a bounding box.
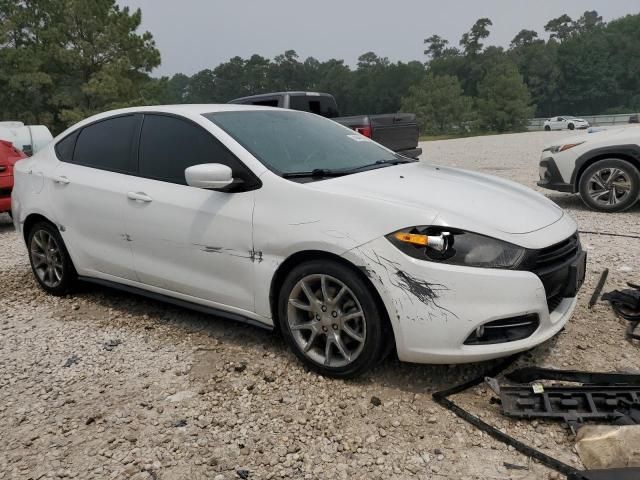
[54,131,79,162]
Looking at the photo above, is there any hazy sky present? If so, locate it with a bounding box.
[118,0,639,77]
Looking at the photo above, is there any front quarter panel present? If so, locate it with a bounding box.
[251,174,439,319]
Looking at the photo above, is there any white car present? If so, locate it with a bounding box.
[12,105,585,377]
[544,116,590,131]
[538,126,640,212]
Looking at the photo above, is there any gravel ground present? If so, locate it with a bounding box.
[1,130,639,480]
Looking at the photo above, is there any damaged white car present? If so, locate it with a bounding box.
[12,105,586,377]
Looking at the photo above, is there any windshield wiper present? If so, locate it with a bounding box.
[282,168,348,179]
[282,157,417,179]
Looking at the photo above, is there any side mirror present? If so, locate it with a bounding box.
[185,163,234,190]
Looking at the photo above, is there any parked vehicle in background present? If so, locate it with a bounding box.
[0,140,27,215]
[0,122,53,156]
[229,91,422,159]
[543,116,590,131]
[538,126,640,212]
[13,104,585,378]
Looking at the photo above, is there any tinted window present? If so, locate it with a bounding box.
[205,110,397,175]
[250,99,279,107]
[73,115,137,172]
[54,131,79,162]
[289,95,339,118]
[138,114,251,186]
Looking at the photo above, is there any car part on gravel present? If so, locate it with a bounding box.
[432,355,585,478]
[568,468,640,480]
[433,359,640,479]
[490,380,640,432]
[602,283,640,341]
[588,269,609,309]
[504,367,640,386]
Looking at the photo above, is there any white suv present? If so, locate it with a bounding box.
[543,116,589,131]
[538,126,640,212]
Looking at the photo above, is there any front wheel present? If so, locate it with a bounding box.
[544,125,551,131]
[578,159,640,212]
[568,123,575,130]
[27,221,77,295]
[277,260,387,378]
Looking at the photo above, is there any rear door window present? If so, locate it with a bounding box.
[72,115,138,172]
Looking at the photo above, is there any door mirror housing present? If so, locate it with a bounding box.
[185,163,234,190]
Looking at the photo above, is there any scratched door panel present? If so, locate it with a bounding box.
[124,177,256,312]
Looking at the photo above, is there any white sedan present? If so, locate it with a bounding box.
[544,116,590,131]
[12,105,585,377]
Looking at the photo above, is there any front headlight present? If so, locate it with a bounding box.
[543,141,584,154]
[386,227,526,269]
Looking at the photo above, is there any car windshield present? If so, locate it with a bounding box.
[204,110,401,177]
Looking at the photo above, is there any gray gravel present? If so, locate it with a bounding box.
[1,130,639,479]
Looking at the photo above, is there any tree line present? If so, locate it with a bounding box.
[1,1,639,135]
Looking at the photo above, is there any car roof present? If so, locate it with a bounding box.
[53,104,291,141]
[230,91,334,103]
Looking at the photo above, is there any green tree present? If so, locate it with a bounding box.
[476,61,533,132]
[574,10,603,33]
[510,29,541,49]
[460,18,492,55]
[424,34,450,60]
[0,0,160,132]
[401,74,473,134]
[545,14,575,42]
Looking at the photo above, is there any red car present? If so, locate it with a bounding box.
[0,140,26,216]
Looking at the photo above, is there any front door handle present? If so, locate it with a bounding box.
[52,175,70,185]
[127,191,153,203]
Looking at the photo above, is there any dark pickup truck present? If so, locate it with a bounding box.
[228,91,422,159]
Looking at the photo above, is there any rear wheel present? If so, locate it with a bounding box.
[277,260,387,378]
[544,125,551,131]
[27,221,77,295]
[578,159,640,212]
[568,123,575,130]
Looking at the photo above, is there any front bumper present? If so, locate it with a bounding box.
[537,157,575,193]
[346,235,582,364]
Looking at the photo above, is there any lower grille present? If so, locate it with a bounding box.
[0,187,11,198]
[464,314,540,345]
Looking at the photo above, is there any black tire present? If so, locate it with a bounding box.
[578,159,640,212]
[277,260,387,378]
[27,220,77,295]
[568,123,575,130]
[544,125,551,131]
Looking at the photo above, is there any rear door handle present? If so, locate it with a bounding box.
[127,191,153,203]
[52,175,70,185]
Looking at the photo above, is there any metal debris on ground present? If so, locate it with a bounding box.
[602,282,640,341]
[588,269,608,308]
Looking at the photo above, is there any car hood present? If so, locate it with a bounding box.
[547,125,640,151]
[307,162,563,235]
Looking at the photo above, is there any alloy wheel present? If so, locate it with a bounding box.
[586,167,632,207]
[30,229,64,288]
[287,274,366,368]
